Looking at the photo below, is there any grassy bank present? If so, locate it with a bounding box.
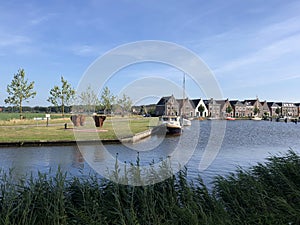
[0,151,299,224]
[0,116,158,142]
[0,112,66,122]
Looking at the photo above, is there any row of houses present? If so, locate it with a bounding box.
[147,95,300,118]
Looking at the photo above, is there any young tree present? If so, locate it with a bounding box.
[78,85,100,113]
[226,105,233,115]
[253,106,260,116]
[198,104,205,117]
[100,86,116,114]
[5,69,36,118]
[275,107,281,116]
[117,94,133,116]
[47,76,75,116]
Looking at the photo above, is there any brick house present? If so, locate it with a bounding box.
[243,99,263,117]
[158,95,180,116]
[267,102,281,117]
[204,98,221,118]
[276,102,298,117]
[155,95,179,116]
[216,99,233,118]
[296,103,300,117]
[177,98,195,118]
[260,101,271,117]
[230,100,246,117]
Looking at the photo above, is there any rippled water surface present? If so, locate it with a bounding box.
[0,120,299,185]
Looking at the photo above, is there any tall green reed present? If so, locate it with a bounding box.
[0,150,299,224]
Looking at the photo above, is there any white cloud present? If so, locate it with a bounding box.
[278,74,300,81]
[0,34,31,48]
[214,33,300,75]
[258,16,300,38]
[210,13,300,75]
[29,13,56,26]
[70,44,104,57]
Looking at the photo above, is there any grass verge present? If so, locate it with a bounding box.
[0,116,158,142]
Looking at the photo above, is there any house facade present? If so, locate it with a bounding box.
[267,102,281,117]
[216,99,233,118]
[296,103,300,117]
[155,95,179,116]
[154,95,300,119]
[204,98,221,118]
[165,95,180,116]
[230,100,246,117]
[178,99,195,118]
[192,99,208,117]
[243,99,263,117]
[155,95,193,117]
[277,102,298,117]
[260,101,271,117]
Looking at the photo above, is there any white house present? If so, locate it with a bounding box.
[192,98,208,117]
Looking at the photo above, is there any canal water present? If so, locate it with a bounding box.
[0,120,299,185]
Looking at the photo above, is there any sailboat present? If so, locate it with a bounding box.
[181,73,192,126]
[159,115,182,135]
[156,73,191,135]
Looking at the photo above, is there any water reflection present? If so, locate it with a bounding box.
[0,120,299,185]
[72,149,84,169]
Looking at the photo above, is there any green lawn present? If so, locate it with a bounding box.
[0,115,158,142]
[0,112,66,121]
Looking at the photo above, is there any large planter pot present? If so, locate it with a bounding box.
[93,115,106,127]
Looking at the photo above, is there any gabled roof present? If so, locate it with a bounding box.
[230,100,245,107]
[260,101,268,105]
[191,99,201,108]
[267,102,280,108]
[176,98,194,108]
[156,96,171,105]
[203,99,209,105]
[203,98,220,106]
[276,102,297,107]
[215,100,227,109]
[229,100,239,105]
[243,99,259,106]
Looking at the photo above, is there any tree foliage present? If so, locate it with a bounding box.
[226,105,233,114]
[100,86,116,114]
[47,76,75,116]
[198,104,205,117]
[117,94,132,115]
[4,69,36,117]
[253,106,260,115]
[78,85,100,113]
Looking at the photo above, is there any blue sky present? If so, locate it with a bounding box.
[1,0,300,106]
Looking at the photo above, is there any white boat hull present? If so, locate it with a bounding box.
[182,118,191,126]
[158,116,182,135]
[252,117,262,121]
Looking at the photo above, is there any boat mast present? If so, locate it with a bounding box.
[182,73,186,117]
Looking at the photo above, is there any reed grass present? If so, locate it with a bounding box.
[0,150,299,224]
